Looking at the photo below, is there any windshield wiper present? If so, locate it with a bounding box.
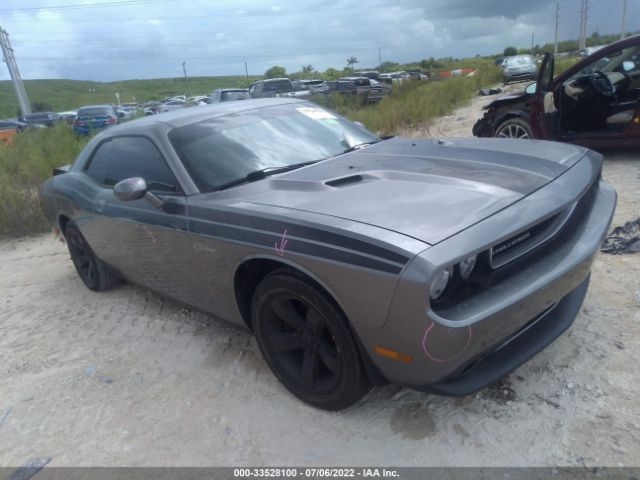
[215,160,320,191]
[340,137,388,155]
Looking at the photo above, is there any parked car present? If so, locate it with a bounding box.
[501,55,538,85]
[40,98,616,410]
[578,45,606,58]
[325,79,358,93]
[340,76,391,102]
[142,101,162,116]
[249,78,310,99]
[473,34,640,149]
[297,79,329,94]
[116,106,136,120]
[73,105,119,135]
[157,100,187,113]
[57,111,77,124]
[406,70,429,80]
[19,112,61,127]
[0,119,28,131]
[209,88,251,103]
[353,71,380,80]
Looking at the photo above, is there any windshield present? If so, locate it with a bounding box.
[221,91,250,101]
[169,103,378,191]
[569,45,640,79]
[504,56,534,68]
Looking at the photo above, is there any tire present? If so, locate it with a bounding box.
[494,117,532,139]
[64,223,121,291]
[252,269,371,410]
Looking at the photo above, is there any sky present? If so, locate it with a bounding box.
[0,0,638,81]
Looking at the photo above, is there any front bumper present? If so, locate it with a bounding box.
[356,150,616,391]
[504,71,536,83]
[420,274,589,395]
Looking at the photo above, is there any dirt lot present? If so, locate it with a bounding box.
[1,88,639,467]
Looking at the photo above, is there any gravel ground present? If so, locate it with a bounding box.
[1,87,639,467]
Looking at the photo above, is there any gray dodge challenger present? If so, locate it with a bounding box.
[40,98,616,410]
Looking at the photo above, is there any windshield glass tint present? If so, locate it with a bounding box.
[78,108,111,116]
[168,103,378,191]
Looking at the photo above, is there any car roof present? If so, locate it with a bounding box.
[214,88,249,92]
[78,104,114,110]
[100,98,306,134]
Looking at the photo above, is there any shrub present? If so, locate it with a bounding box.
[0,124,88,236]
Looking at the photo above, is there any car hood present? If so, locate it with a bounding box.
[245,137,586,245]
[486,90,530,108]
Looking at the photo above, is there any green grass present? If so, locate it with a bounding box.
[0,124,88,236]
[0,76,261,118]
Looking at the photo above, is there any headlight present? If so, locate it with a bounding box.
[459,255,477,280]
[429,267,452,300]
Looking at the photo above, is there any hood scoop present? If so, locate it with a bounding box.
[325,174,364,187]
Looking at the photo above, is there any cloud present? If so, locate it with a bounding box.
[0,0,634,81]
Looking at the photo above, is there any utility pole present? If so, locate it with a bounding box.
[244,61,249,84]
[182,61,191,97]
[0,26,31,116]
[554,0,560,55]
[579,0,589,50]
[378,47,382,67]
[531,32,535,52]
[620,0,627,39]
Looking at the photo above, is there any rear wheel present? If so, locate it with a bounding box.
[252,269,370,410]
[65,223,121,291]
[494,117,532,139]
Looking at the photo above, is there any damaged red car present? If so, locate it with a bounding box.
[473,35,640,150]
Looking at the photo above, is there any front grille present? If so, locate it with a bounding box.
[489,202,576,269]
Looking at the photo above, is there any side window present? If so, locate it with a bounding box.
[85,136,179,192]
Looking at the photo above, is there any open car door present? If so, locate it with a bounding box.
[531,52,558,140]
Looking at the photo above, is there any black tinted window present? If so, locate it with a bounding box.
[86,136,178,192]
[78,107,113,116]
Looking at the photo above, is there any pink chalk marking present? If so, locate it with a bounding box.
[275,229,288,256]
[421,321,472,363]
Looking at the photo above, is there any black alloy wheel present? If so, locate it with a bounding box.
[65,223,120,291]
[252,269,370,410]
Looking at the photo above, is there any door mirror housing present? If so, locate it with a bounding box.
[114,177,147,201]
[536,52,555,94]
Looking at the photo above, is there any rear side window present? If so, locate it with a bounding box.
[85,136,179,192]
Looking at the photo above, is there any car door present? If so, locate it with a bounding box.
[531,52,558,140]
[83,135,195,297]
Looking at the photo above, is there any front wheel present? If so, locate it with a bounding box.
[65,223,121,291]
[494,117,532,139]
[252,269,371,410]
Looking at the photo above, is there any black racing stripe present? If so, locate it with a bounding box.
[189,206,409,265]
[190,219,403,275]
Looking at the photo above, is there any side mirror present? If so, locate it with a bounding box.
[525,82,537,94]
[114,177,147,201]
[622,61,636,72]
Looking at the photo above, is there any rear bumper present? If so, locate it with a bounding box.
[418,274,589,396]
